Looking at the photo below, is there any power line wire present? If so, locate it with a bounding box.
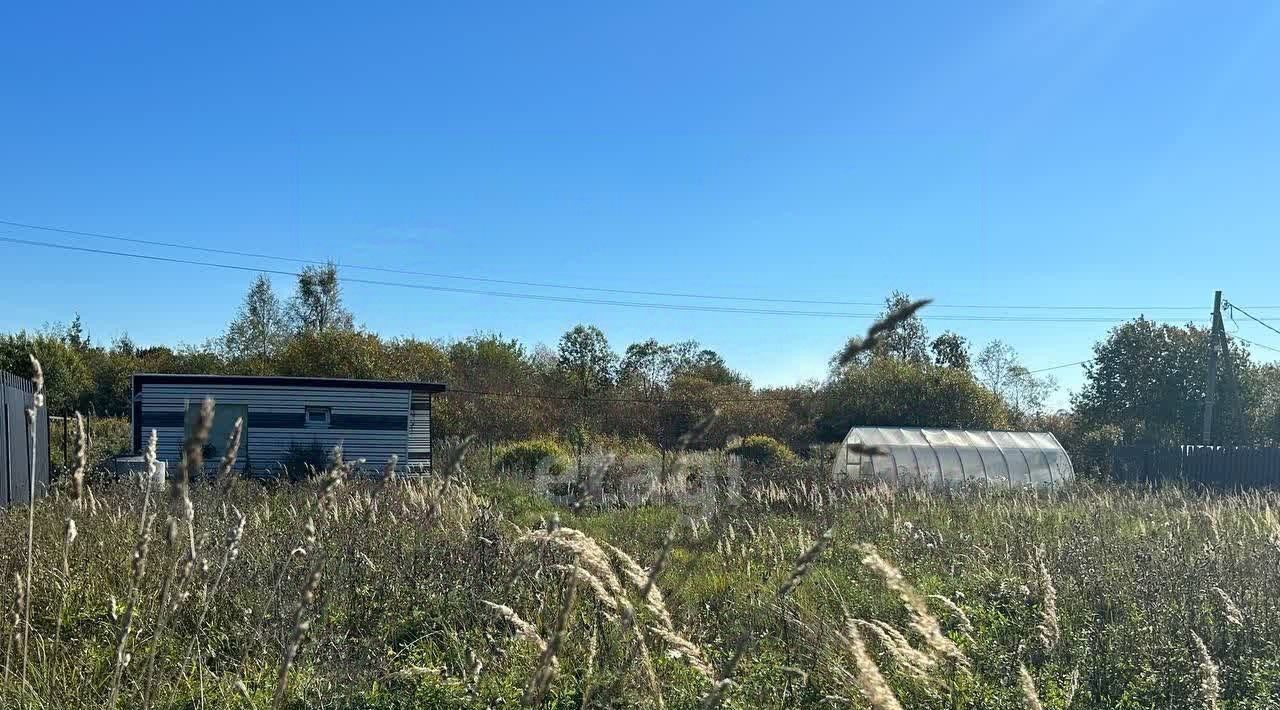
[1225,300,1280,340]
[2,225,1103,396]
[1017,305,1280,376]
[0,235,874,318]
[428,358,1091,402]
[1027,360,1087,374]
[0,218,906,307]
[1,234,1216,324]
[1237,337,1280,355]
[440,387,806,404]
[0,218,1256,312]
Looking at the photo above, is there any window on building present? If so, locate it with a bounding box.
[305,406,331,428]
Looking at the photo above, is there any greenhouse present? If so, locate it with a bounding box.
[831,426,1073,488]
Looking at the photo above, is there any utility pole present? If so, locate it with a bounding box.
[577,360,587,485]
[1201,290,1223,445]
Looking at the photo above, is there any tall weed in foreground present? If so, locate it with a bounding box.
[1,453,1278,707]
[20,355,44,689]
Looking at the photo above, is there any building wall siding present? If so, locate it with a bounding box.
[408,391,432,467]
[136,382,414,472]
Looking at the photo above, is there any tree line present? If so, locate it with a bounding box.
[3,265,1277,474]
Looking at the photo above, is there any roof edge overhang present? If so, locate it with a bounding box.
[131,373,446,393]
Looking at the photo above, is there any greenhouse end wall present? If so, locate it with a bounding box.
[832,426,1073,488]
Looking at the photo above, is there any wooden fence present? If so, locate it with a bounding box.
[0,370,50,508]
[1112,445,1280,487]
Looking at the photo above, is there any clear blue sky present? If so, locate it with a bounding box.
[3,2,1280,406]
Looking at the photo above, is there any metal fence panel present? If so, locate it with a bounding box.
[0,371,50,508]
[1112,445,1280,488]
[7,399,30,504]
[34,402,48,496]
[0,386,9,508]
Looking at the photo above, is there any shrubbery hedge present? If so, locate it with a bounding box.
[728,434,796,468]
[495,437,570,476]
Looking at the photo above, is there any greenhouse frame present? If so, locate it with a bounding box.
[831,426,1073,487]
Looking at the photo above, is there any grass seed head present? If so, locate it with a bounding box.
[214,417,244,483]
[858,544,970,671]
[1035,552,1060,651]
[70,412,89,502]
[1191,631,1221,710]
[1018,664,1045,710]
[482,601,550,657]
[1210,587,1243,627]
[837,299,933,367]
[28,354,45,408]
[779,527,834,598]
[842,620,904,710]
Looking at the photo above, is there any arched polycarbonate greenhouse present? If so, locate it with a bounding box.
[832,427,1074,487]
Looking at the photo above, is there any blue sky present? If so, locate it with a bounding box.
[3,2,1280,405]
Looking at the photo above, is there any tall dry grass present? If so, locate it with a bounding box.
[1,373,1277,706]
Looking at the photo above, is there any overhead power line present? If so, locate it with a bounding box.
[421,359,1094,403]
[1237,337,1280,355]
[0,217,1258,313]
[1026,360,1087,374]
[1,234,1218,324]
[1225,300,1280,340]
[0,235,879,319]
[1225,300,1280,355]
[441,387,806,404]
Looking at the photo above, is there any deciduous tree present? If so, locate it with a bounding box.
[1073,318,1252,445]
[556,324,616,394]
[975,340,1056,424]
[835,290,930,368]
[0,330,93,414]
[223,274,288,371]
[930,331,970,370]
[814,358,1009,442]
[287,262,354,334]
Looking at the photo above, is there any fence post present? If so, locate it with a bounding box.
[62,412,69,477]
[43,406,50,492]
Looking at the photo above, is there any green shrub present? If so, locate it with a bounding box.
[588,432,659,456]
[51,416,132,481]
[278,440,330,482]
[495,437,570,476]
[813,358,1010,441]
[729,434,797,468]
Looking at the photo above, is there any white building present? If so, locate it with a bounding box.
[131,374,445,475]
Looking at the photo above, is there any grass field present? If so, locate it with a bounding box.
[1,443,1277,709]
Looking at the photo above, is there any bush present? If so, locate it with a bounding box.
[277,441,330,482]
[51,416,132,479]
[1036,413,1123,480]
[728,434,797,468]
[814,358,1010,441]
[495,438,570,477]
[589,432,659,457]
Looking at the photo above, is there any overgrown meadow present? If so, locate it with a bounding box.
[2,420,1279,708]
